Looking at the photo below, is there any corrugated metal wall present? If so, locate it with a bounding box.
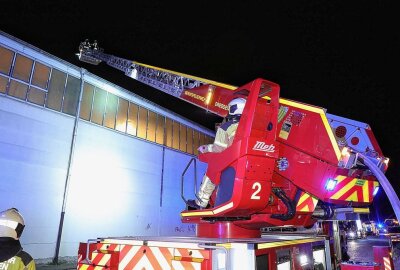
[0,84,208,260]
[0,96,74,258]
[0,31,210,260]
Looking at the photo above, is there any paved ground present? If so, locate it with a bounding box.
[346,235,400,269]
[35,257,77,270]
[36,262,76,270]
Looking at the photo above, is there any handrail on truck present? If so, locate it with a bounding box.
[181,157,199,205]
[81,238,102,265]
[198,243,230,270]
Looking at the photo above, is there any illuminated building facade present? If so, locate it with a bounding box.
[0,31,214,259]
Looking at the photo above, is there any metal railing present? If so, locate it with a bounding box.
[181,157,198,205]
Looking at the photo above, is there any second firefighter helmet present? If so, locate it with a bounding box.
[228,97,246,116]
[0,208,25,240]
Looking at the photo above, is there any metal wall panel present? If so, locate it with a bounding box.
[0,95,75,258]
[160,149,208,236]
[60,121,163,256]
[0,96,208,259]
[0,30,211,260]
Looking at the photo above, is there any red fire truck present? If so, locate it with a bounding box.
[75,41,394,269]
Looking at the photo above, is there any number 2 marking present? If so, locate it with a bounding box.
[251,182,261,200]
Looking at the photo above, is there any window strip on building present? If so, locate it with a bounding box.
[0,45,215,155]
[0,46,14,75]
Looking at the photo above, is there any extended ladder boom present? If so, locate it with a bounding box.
[77,40,236,116]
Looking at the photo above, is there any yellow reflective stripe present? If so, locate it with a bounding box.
[331,178,357,200]
[312,197,318,207]
[213,202,234,214]
[181,202,234,217]
[363,182,370,203]
[299,196,318,212]
[0,219,18,229]
[133,61,237,90]
[279,98,341,161]
[192,258,204,263]
[258,238,321,249]
[374,182,380,188]
[346,191,359,202]
[173,256,204,263]
[299,205,310,212]
[353,208,370,214]
[217,243,232,249]
[330,177,374,202]
[335,175,347,183]
[297,193,309,206]
[181,210,214,217]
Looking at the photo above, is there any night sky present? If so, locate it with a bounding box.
[1,1,399,221]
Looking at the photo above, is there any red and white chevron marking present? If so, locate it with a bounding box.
[79,243,210,270]
[383,256,393,270]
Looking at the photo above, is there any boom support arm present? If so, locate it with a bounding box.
[77,40,236,116]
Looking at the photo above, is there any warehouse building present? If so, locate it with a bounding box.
[0,31,214,260]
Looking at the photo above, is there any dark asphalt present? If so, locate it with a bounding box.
[346,235,400,269]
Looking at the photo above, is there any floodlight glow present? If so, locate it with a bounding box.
[129,69,138,79]
[277,261,290,270]
[341,147,350,157]
[384,158,390,166]
[312,249,325,266]
[373,186,379,196]
[325,178,337,191]
[299,254,308,266]
[205,91,212,105]
[217,252,226,268]
[356,220,362,230]
[377,223,383,229]
[205,86,214,105]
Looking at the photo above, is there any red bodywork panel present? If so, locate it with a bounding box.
[77,241,213,270]
[180,84,235,117]
[180,78,382,237]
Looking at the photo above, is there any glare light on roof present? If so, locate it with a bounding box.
[341,147,350,157]
[299,255,308,266]
[384,158,390,165]
[325,178,338,191]
[205,86,214,105]
[129,69,138,79]
[373,186,379,196]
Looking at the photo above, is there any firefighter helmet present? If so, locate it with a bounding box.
[0,208,25,240]
[228,97,246,116]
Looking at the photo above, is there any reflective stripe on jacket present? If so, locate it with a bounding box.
[206,120,239,153]
[0,250,35,270]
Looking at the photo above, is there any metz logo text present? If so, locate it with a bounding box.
[253,141,275,153]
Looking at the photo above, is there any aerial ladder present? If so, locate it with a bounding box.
[75,40,397,269]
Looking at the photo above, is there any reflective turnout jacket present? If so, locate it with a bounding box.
[0,250,35,270]
[205,119,239,153]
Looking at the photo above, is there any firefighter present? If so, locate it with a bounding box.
[187,97,246,209]
[0,208,36,270]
